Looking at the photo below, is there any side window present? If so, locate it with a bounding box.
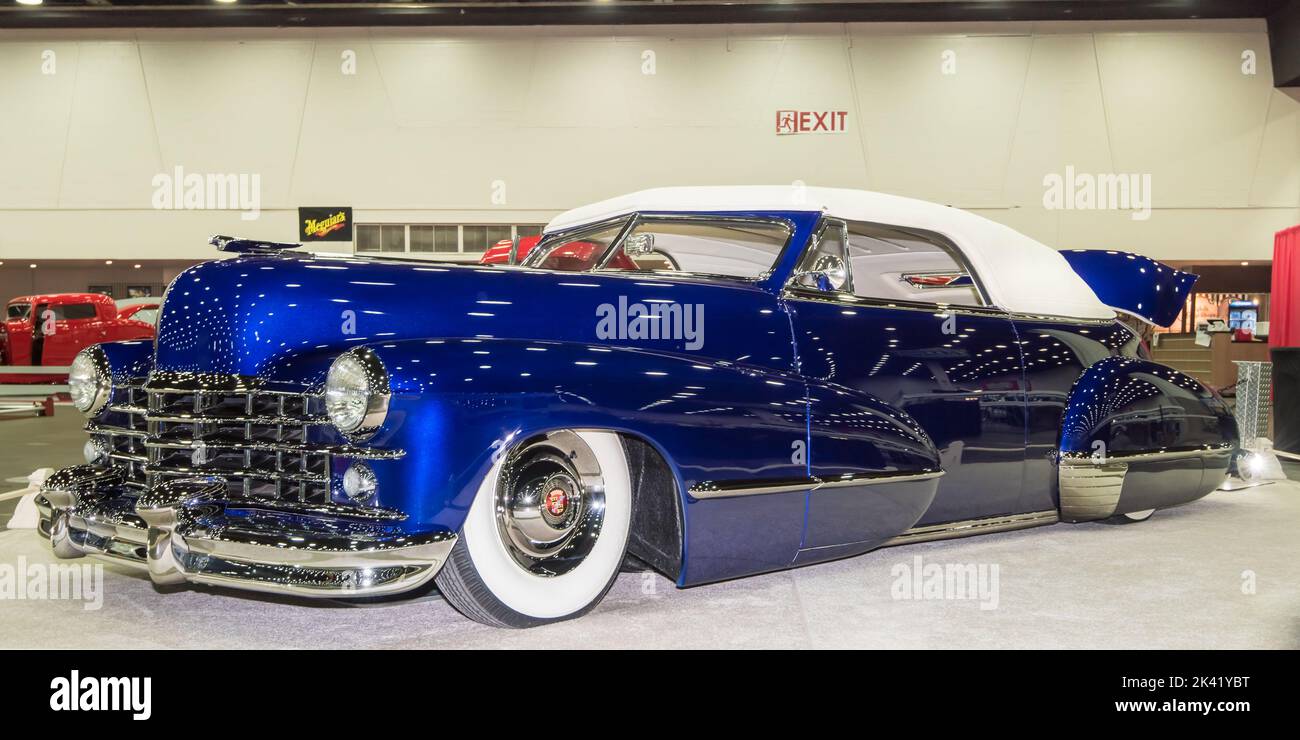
[57,303,99,320]
[597,218,791,279]
[844,221,985,307]
[525,221,627,272]
[6,303,30,320]
[47,303,98,319]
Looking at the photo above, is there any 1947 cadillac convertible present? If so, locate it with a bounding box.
[36,186,1238,627]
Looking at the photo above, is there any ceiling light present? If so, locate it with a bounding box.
[134,263,142,269]
[214,0,237,3]
[105,260,113,265]
[30,263,37,269]
[15,0,43,6]
[1240,261,1249,266]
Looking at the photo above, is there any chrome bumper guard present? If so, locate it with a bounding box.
[36,465,456,598]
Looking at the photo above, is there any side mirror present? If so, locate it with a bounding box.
[623,232,655,257]
[794,253,848,292]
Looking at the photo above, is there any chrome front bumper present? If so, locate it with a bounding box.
[36,465,456,598]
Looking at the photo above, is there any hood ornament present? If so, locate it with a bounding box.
[210,235,304,254]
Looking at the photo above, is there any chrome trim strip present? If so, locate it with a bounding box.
[144,370,315,396]
[885,510,1059,546]
[781,287,1008,319]
[1059,444,1234,466]
[144,413,330,426]
[780,287,1116,326]
[689,478,812,498]
[106,404,147,416]
[145,464,328,484]
[816,470,945,489]
[689,469,944,499]
[145,437,404,460]
[87,421,147,438]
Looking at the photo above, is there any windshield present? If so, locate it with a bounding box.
[524,215,792,279]
[522,219,629,272]
[129,308,160,326]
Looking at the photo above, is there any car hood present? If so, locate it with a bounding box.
[152,252,774,384]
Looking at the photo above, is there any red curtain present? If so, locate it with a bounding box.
[1270,225,1300,348]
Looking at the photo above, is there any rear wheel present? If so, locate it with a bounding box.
[435,430,632,628]
[1104,508,1155,525]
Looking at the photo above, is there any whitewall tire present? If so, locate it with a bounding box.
[435,430,632,628]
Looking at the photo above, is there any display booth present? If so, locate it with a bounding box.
[1270,225,1300,456]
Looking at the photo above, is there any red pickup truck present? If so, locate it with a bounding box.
[1,293,157,383]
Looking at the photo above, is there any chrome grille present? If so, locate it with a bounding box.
[142,381,332,504]
[87,380,150,488]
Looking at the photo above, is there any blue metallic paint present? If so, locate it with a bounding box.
[1058,355,1236,458]
[1060,249,1198,327]
[81,208,1237,590]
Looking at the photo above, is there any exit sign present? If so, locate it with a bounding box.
[776,110,849,135]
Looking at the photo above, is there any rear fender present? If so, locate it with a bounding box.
[1057,356,1237,521]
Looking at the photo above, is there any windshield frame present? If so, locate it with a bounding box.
[524,212,797,284]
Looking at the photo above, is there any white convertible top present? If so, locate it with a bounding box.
[546,186,1114,320]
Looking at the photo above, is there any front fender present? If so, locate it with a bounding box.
[357,337,810,536]
[97,340,155,384]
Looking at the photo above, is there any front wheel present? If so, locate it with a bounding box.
[435,430,632,628]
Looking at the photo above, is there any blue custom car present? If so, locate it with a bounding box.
[38,186,1238,627]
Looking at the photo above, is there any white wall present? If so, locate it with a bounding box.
[0,20,1296,263]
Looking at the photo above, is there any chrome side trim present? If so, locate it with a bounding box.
[885,510,1059,546]
[816,470,945,489]
[689,469,944,499]
[779,287,1116,326]
[689,478,812,498]
[781,287,1007,319]
[1059,444,1234,466]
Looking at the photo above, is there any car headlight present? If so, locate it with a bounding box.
[324,348,390,438]
[69,346,111,416]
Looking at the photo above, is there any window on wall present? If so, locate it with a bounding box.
[463,225,513,253]
[355,223,545,256]
[408,225,434,253]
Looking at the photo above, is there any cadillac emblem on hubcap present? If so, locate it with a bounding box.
[544,487,569,517]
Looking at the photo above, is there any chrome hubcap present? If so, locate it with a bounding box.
[495,431,605,577]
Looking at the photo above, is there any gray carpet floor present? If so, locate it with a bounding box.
[1,477,1296,649]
